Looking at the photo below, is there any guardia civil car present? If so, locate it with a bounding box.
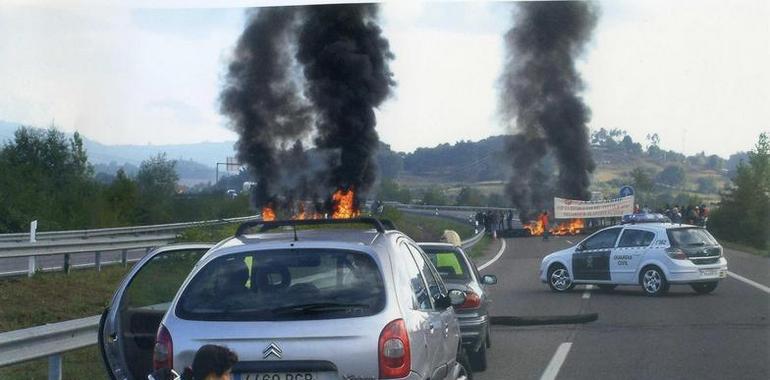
[539,220,728,296]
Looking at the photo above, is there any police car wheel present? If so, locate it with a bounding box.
[691,281,718,294]
[548,264,575,292]
[640,266,668,296]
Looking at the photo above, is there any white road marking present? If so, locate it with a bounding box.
[478,239,507,270]
[540,342,573,380]
[582,284,593,299]
[728,271,770,294]
[566,240,573,245]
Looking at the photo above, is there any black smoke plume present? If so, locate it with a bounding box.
[296,3,395,197]
[500,1,599,221]
[220,7,312,209]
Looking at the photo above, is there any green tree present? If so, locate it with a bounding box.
[696,177,718,194]
[136,153,179,223]
[657,165,686,188]
[630,167,655,192]
[105,169,140,224]
[710,133,770,250]
[377,179,411,203]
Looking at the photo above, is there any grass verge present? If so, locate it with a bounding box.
[721,240,770,257]
[467,235,492,259]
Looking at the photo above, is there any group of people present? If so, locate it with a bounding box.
[474,210,515,234]
[636,203,709,226]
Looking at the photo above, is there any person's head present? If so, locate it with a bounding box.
[192,345,238,380]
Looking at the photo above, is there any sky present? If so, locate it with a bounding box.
[0,0,767,158]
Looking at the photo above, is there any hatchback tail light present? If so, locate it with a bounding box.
[153,324,173,371]
[456,290,481,310]
[379,319,410,379]
[666,247,687,260]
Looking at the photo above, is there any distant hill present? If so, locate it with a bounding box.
[0,121,747,194]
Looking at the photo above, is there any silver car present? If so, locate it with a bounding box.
[419,243,497,372]
[99,218,471,380]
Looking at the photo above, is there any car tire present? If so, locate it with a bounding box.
[548,264,575,292]
[691,281,718,294]
[457,348,473,380]
[597,284,617,291]
[640,266,668,296]
[469,343,487,372]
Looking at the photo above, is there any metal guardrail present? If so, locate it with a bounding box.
[0,216,259,277]
[388,201,517,213]
[0,216,257,243]
[461,228,486,250]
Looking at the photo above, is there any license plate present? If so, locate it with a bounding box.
[719,270,727,278]
[700,269,717,277]
[235,373,316,380]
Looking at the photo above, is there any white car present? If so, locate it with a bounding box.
[539,222,728,296]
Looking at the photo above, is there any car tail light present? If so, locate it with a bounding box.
[456,290,481,310]
[379,319,410,379]
[666,247,687,260]
[153,324,173,371]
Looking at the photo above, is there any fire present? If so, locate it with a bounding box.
[524,220,545,236]
[262,206,276,221]
[524,218,584,236]
[331,188,360,219]
[550,219,585,236]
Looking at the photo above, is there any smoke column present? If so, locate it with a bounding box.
[296,3,395,197]
[500,1,599,220]
[220,7,312,209]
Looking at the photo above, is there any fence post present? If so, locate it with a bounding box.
[28,256,36,277]
[95,251,102,272]
[64,254,71,274]
[121,249,128,267]
[48,354,62,380]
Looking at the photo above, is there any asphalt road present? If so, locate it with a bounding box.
[473,236,770,380]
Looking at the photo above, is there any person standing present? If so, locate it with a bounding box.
[540,211,550,241]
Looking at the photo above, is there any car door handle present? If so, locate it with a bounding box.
[109,332,118,342]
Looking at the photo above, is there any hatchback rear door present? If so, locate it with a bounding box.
[99,243,212,380]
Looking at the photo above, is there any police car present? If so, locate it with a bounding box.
[539,215,728,296]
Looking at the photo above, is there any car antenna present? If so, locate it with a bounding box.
[293,223,299,242]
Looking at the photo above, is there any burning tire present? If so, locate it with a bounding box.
[548,264,575,292]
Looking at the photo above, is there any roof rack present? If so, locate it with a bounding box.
[235,217,391,237]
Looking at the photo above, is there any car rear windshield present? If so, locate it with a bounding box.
[421,247,471,281]
[667,228,719,248]
[176,249,385,321]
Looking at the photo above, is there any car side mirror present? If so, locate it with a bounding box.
[576,243,586,251]
[481,274,497,285]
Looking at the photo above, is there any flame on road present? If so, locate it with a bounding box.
[524,218,584,236]
[262,206,276,221]
[331,188,360,219]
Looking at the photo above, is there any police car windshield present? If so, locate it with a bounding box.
[667,228,718,247]
[176,249,385,321]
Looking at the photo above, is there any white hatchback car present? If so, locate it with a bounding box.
[539,222,728,296]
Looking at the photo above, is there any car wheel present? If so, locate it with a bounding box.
[469,343,487,372]
[548,264,575,292]
[597,284,617,291]
[640,266,668,296]
[457,348,473,380]
[691,281,718,294]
